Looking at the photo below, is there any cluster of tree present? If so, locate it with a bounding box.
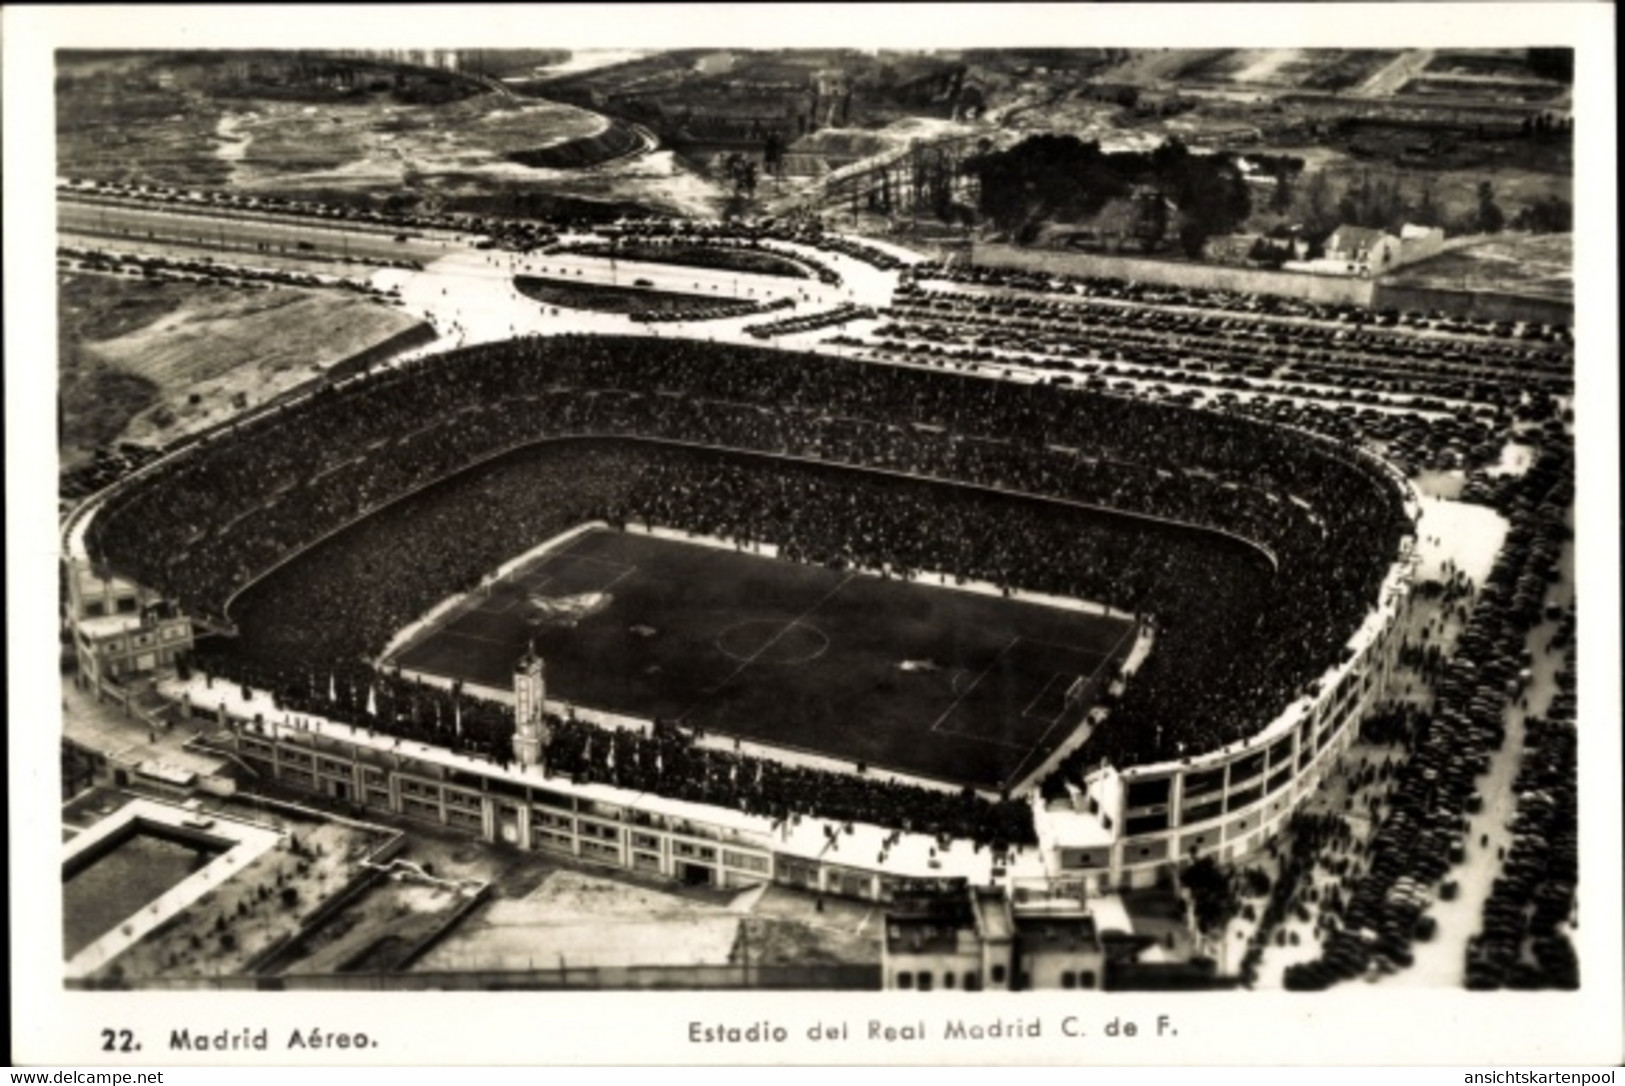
[1509,194,1573,234]
[1520,113,1572,141]
[962,136,1257,255]
[719,152,760,199]
[1524,48,1573,84]
[1298,170,1528,241]
[1300,169,1433,238]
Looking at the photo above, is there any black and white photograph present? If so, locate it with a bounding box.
[7,3,1620,1069]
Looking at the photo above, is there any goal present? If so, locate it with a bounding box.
[1063,674,1089,708]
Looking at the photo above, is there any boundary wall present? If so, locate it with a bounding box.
[968,243,1376,307]
[965,242,1572,326]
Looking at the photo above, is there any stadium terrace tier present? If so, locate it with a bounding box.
[85,335,1409,805]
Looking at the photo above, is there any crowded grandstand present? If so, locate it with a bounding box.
[76,327,1415,846]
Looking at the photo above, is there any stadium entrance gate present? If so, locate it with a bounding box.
[678,862,714,887]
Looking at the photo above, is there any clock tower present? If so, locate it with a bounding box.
[513,643,551,769]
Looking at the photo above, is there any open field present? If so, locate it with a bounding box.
[392,528,1132,790]
[417,868,879,973]
[57,271,424,464]
[1382,233,1572,300]
[56,51,723,220]
[1171,49,1404,92]
[218,94,610,190]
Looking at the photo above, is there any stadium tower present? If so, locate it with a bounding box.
[512,643,551,769]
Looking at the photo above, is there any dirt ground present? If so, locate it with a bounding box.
[412,862,881,973]
[58,53,727,220]
[275,874,472,974]
[1384,233,1572,299]
[57,270,422,462]
[218,94,608,193]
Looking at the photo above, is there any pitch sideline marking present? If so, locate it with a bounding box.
[592,562,639,596]
[930,729,1038,752]
[1002,622,1139,790]
[1020,671,1069,721]
[561,553,638,576]
[473,595,523,616]
[434,629,517,648]
[1019,635,1122,657]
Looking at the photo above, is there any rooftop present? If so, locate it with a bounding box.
[1013,909,1098,949]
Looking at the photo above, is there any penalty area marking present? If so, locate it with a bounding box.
[929,635,1020,733]
[1020,671,1070,721]
[1002,622,1140,789]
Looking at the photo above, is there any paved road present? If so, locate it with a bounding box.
[1355,49,1438,98]
[58,199,449,266]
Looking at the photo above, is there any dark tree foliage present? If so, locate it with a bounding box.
[1474,181,1506,234]
[962,135,1251,246]
[963,134,1127,233]
[1181,855,1241,935]
[1511,195,1572,234]
[1525,48,1573,84]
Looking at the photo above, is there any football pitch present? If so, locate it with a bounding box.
[391,528,1135,790]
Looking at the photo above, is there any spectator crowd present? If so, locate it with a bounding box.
[91,333,1414,840]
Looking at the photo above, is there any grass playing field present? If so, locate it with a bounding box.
[390,528,1135,790]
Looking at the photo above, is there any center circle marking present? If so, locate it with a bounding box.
[715,619,831,666]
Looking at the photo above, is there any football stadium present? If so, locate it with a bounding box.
[68,323,1416,894]
[48,42,1585,1001]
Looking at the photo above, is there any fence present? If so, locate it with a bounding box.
[955,243,1571,325]
[966,243,1377,307]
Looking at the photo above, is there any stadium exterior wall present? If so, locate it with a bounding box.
[1036,535,1416,892]
[208,714,964,904]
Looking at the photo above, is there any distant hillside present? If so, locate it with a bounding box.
[506,121,644,170]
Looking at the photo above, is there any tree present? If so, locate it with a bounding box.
[1512,195,1572,234]
[1412,176,1442,228]
[1303,169,1337,235]
[762,132,784,179]
[1475,181,1505,234]
[1181,856,1241,937]
[1269,172,1293,215]
[1525,48,1573,84]
[1177,221,1209,259]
